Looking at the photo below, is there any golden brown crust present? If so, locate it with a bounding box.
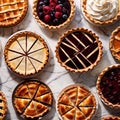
[96,64,120,109]
[0,0,28,27]
[102,116,120,120]
[4,31,49,77]
[81,0,120,26]
[110,26,120,61]
[55,27,103,73]
[32,0,75,30]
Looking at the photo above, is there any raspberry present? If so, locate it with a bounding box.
[55,12,62,18]
[50,0,58,3]
[55,5,62,12]
[44,14,51,22]
[49,2,56,9]
[43,6,51,14]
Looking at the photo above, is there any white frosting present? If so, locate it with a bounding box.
[86,0,119,21]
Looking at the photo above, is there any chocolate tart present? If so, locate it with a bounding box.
[81,0,120,26]
[56,28,103,72]
[4,31,49,77]
[33,0,75,30]
[12,80,53,119]
[102,116,120,120]
[97,64,120,109]
[57,84,97,120]
[0,91,7,120]
[0,0,28,27]
[110,26,120,62]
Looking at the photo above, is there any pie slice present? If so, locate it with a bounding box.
[75,108,86,120]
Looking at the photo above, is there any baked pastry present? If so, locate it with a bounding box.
[12,80,53,119]
[110,26,120,61]
[0,0,28,27]
[97,64,120,108]
[0,91,7,120]
[33,0,75,30]
[82,0,120,26]
[57,84,97,120]
[102,116,120,120]
[4,31,49,77]
[56,28,103,72]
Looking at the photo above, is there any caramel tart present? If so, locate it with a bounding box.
[56,28,103,72]
[12,80,53,119]
[33,0,75,30]
[0,0,28,27]
[102,116,120,120]
[57,84,97,120]
[97,64,120,108]
[110,26,120,61]
[4,31,49,77]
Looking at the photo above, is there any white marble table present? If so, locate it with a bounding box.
[0,0,120,119]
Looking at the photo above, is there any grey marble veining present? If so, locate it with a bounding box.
[0,0,120,120]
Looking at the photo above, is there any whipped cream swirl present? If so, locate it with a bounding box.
[86,0,119,21]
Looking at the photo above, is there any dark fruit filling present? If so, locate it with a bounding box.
[37,0,71,25]
[59,31,99,69]
[100,68,120,104]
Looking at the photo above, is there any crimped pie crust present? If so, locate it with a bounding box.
[0,0,28,27]
[110,26,120,61]
[96,64,120,109]
[4,31,49,77]
[12,80,53,119]
[56,27,103,72]
[33,0,75,30]
[57,84,97,120]
[81,0,120,26]
[0,91,7,120]
[102,116,120,120]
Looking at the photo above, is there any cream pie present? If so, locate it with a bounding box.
[102,116,120,120]
[56,28,103,72]
[33,0,75,30]
[4,31,49,77]
[0,91,7,120]
[12,80,53,119]
[110,26,120,61]
[0,0,28,27]
[57,84,97,120]
[97,64,120,109]
[82,0,120,26]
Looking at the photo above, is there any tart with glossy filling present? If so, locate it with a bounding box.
[56,28,103,72]
[12,80,53,119]
[57,84,96,120]
[4,31,49,77]
[0,0,28,27]
[102,116,120,120]
[97,64,120,108]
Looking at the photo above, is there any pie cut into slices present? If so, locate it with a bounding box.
[4,31,49,77]
[12,80,53,119]
[57,84,96,120]
[0,0,28,27]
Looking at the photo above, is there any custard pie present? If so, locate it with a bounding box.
[57,84,97,120]
[56,28,103,72]
[102,116,120,120]
[0,91,7,120]
[4,31,49,77]
[110,26,120,61]
[12,80,53,119]
[0,0,28,27]
[97,64,120,108]
[33,0,75,30]
[82,0,120,26]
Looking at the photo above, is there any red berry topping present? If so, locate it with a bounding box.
[49,2,56,9]
[55,5,62,12]
[44,14,51,22]
[43,6,51,14]
[55,12,62,18]
[50,0,58,3]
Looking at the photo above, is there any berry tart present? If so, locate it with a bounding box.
[102,116,120,120]
[56,28,103,72]
[0,0,28,27]
[57,84,97,120]
[110,26,120,62]
[82,0,120,26]
[4,31,49,78]
[97,64,120,109]
[0,91,7,120]
[12,80,53,119]
[33,0,75,30]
